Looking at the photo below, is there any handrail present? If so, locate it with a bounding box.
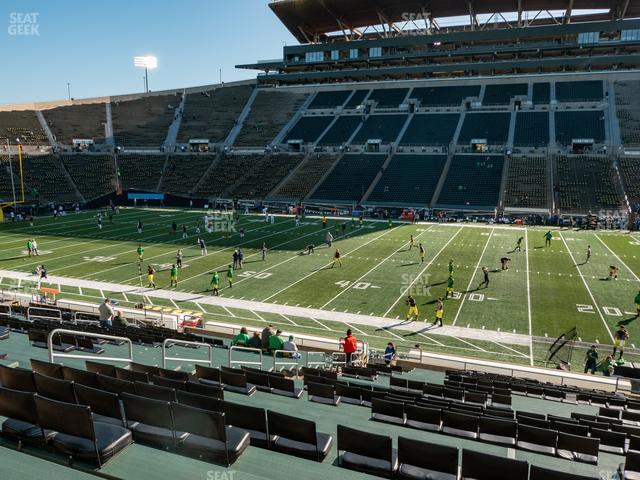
[28,306,61,322]
[162,338,213,368]
[228,345,263,369]
[304,351,329,369]
[272,349,300,374]
[331,352,347,368]
[48,328,133,364]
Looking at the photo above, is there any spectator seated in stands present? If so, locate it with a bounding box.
[232,327,250,347]
[113,311,129,328]
[247,332,262,349]
[283,335,300,359]
[268,329,285,352]
[261,324,274,351]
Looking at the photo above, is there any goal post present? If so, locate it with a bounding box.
[0,142,25,209]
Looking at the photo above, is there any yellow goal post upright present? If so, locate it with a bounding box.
[0,141,26,222]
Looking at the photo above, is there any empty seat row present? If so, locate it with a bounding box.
[337,425,598,479]
[371,398,600,464]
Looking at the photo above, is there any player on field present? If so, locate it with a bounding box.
[147,265,156,288]
[586,245,592,263]
[635,290,640,317]
[543,230,553,247]
[608,265,620,280]
[445,275,455,299]
[210,271,220,296]
[97,216,102,230]
[405,295,418,321]
[612,325,629,360]
[261,242,268,261]
[515,236,524,252]
[322,214,327,229]
[137,219,143,234]
[31,239,39,256]
[432,298,444,327]
[331,249,342,268]
[303,244,315,255]
[232,250,239,269]
[409,234,415,250]
[26,239,33,257]
[500,256,511,270]
[448,259,454,276]
[169,264,178,287]
[176,249,183,268]
[182,224,188,239]
[171,221,177,234]
[136,245,144,263]
[226,265,234,288]
[418,243,425,263]
[326,231,333,248]
[198,238,207,256]
[479,266,490,289]
[239,228,245,239]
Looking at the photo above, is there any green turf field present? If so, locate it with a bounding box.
[1,207,639,369]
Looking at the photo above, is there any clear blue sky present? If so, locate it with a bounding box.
[0,0,296,104]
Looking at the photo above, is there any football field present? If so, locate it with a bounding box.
[1,207,639,369]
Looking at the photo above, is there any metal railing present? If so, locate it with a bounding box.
[28,306,61,322]
[331,352,347,368]
[304,351,329,369]
[272,349,300,373]
[162,338,213,369]
[228,345,263,369]
[48,328,133,364]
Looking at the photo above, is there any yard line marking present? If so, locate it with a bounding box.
[491,341,529,358]
[451,228,494,326]
[384,227,464,317]
[222,306,236,318]
[279,313,298,326]
[78,287,83,296]
[415,331,446,347]
[229,222,379,289]
[559,232,614,341]
[309,317,331,330]
[594,234,640,282]
[170,299,180,309]
[262,227,397,302]
[381,327,405,341]
[524,229,534,365]
[251,310,266,322]
[343,322,366,336]
[144,295,153,306]
[122,292,129,303]
[320,225,435,309]
[455,337,487,351]
[99,289,105,298]
[93,218,294,281]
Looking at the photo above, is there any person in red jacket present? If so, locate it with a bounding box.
[342,329,358,364]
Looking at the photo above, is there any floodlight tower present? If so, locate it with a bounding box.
[134,56,158,93]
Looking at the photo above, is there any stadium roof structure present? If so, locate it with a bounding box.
[270,0,639,43]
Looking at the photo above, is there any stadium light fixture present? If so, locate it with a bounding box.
[134,55,158,93]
